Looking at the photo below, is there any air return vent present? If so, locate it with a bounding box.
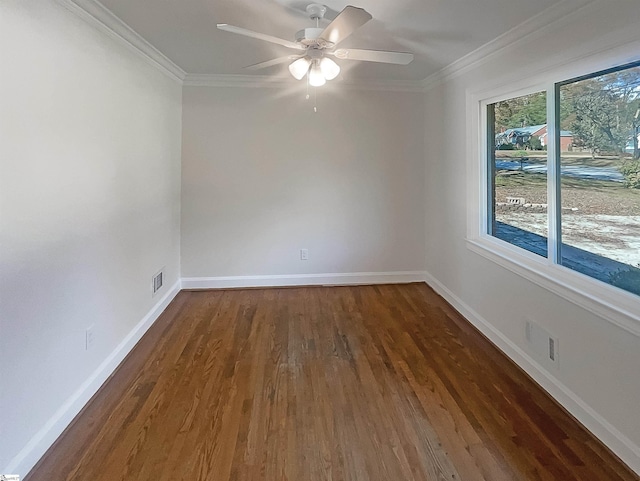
[152,270,164,296]
[525,318,559,368]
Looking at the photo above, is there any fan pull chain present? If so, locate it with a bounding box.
[304,72,317,113]
[302,16,319,112]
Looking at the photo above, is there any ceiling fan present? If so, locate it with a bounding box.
[217,4,414,87]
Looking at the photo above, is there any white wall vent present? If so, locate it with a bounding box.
[525,318,559,369]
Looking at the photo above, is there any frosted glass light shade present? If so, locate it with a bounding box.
[308,64,326,87]
[320,57,340,80]
[288,57,311,80]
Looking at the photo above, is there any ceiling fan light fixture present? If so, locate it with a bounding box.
[219,5,413,89]
[308,62,326,87]
[288,57,311,80]
[319,57,340,80]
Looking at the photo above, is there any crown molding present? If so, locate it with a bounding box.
[55,0,421,92]
[420,0,599,91]
[55,0,615,94]
[183,73,425,92]
[57,0,186,83]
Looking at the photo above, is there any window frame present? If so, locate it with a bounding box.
[466,60,640,337]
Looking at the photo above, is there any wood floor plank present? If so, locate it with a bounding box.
[25,284,639,481]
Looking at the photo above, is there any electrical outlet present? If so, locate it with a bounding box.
[300,248,309,260]
[85,326,95,350]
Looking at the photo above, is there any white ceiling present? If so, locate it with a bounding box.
[98,0,563,81]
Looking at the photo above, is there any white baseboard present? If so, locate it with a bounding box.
[11,272,637,476]
[4,281,182,478]
[423,271,640,475]
[181,271,427,289]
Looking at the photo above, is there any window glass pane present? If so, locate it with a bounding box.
[488,91,548,257]
[559,64,640,296]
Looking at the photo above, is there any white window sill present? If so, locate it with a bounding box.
[467,235,640,337]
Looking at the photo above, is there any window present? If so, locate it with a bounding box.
[488,91,548,257]
[484,61,640,298]
[558,67,640,296]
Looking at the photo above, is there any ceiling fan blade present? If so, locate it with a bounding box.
[217,24,304,50]
[319,6,372,46]
[245,56,300,70]
[332,48,414,65]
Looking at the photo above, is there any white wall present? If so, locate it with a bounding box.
[0,0,182,475]
[181,86,425,282]
[423,0,640,472]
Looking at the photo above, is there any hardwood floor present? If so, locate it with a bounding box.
[26,284,638,481]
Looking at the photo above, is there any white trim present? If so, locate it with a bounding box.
[467,238,640,337]
[181,271,427,289]
[51,0,622,93]
[56,0,186,83]
[183,74,425,92]
[3,281,182,477]
[463,39,640,105]
[50,0,637,93]
[421,0,598,91]
[546,82,561,264]
[5,274,638,476]
[424,271,640,475]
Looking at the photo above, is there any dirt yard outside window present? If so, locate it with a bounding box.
[494,154,640,274]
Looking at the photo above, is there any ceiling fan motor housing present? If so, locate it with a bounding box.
[295,27,333,48]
